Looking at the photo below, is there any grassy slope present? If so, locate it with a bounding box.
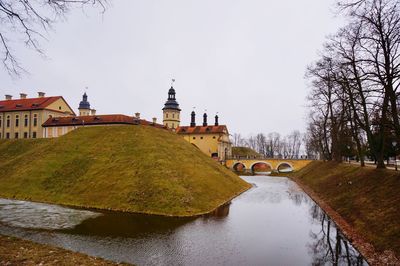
[0,126,250,216]
[290,161,400,256]
[232,147,260,157]
[0,235,126,266]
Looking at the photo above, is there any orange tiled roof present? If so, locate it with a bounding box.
[42,114,166,129]
[0,96,69,112]
[176,125,228,134]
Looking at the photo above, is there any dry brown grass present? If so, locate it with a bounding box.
[0,235,128,266]
[291,161,400,257]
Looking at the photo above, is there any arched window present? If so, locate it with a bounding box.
[6,116,10,127]
[173,113,175,118]
[24,115,28,127]
[166,113,169,118]
[15,115,19,127]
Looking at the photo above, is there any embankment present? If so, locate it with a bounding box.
[0,234,126,265]
[287,161,400,264]
[0,126,250,216]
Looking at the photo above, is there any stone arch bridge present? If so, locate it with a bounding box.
[226,158,312,174]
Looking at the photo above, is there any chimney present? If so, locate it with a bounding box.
[190,111,196,127]
[215,115,219,126]
[152,117,157,124]
[20,93,27,99]
[91,109,96,116]
[5,95,12,100]
[38,92,45,98]
[135,112,140,119]
[203,113,208,127]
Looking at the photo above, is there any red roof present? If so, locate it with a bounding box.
[42,114,166,129]
[0,96,73,113]
[176,125,228,134]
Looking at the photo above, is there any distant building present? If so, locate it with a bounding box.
[162,86,181,130]
[163,85,232,162]
[0,92,75,139]
[176,111,232,162]
[42,113,164,138]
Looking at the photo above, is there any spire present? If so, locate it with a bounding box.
[163,80,181,111]
[203,112,208,127]
[78,92,90,110]
[215,114,219,126]
[191,110,196,127]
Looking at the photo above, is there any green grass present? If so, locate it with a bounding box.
[290,161,400,256]
[232,146,260,157]
[0,126,250,216]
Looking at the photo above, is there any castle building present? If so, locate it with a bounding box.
[162,86,181,130]
[42,113,165,138]
[176,111,232,162]
[164,85,232,162]
[78,92,91,116]
[0,92,75,139]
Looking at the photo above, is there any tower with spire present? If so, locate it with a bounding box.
[78,92,91,116]
[162,80,181,129]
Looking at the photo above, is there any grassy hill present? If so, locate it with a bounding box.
[232,146,260,157]
[288,161,400,258]
[0,126,250,216]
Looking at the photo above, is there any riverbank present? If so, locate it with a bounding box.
[280,161,400,265]
[0,234,128,265]
[0,126,250,217]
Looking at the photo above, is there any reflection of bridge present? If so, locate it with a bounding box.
[226,158,313,173]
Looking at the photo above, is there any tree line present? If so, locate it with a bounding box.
[231,131,307,159]
[305,0,400,168]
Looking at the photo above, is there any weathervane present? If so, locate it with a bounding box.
[171,79,175,87]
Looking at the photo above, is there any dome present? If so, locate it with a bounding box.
[78,92,90,110]
[163,86,181,111]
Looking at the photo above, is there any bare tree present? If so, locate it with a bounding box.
[0,0,107,75]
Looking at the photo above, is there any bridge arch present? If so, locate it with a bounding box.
[232,162,247,172]
[277,162,294,173]
[250,161,273,174]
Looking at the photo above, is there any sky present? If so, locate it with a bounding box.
[1,0,344,136]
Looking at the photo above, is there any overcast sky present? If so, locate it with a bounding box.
[1,0,344,136]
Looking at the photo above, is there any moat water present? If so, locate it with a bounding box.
[0,176,367,265]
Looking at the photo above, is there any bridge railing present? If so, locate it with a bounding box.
[227,155,318,161]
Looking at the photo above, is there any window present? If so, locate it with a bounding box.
[166,113,169,118]
[59,106,62,110]
[6,133,10,139]
[32,132,37,138]
[200,137,204,139]
[6,116,10,127]
[23,132,28,139]
[15,115,19,127]
[193,137,196,140]
[213,136,216,139]
[0,116,2,127]
[14,132,19,139]
[33,114,38,127]
[173,113,175,118]
[172,123,175,129]
[24,115,28,127]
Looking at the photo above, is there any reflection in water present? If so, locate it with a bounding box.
[287,184,365,265]
[308,205,365,266]
[0,176,367,266]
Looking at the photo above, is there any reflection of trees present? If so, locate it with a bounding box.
[308,204,365,265]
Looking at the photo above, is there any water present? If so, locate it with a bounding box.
[0,176,367,265]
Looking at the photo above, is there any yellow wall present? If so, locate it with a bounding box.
[163,110,180,129]
[181,132,232,161]
[0,98,74,139]
[226,159,313,172]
